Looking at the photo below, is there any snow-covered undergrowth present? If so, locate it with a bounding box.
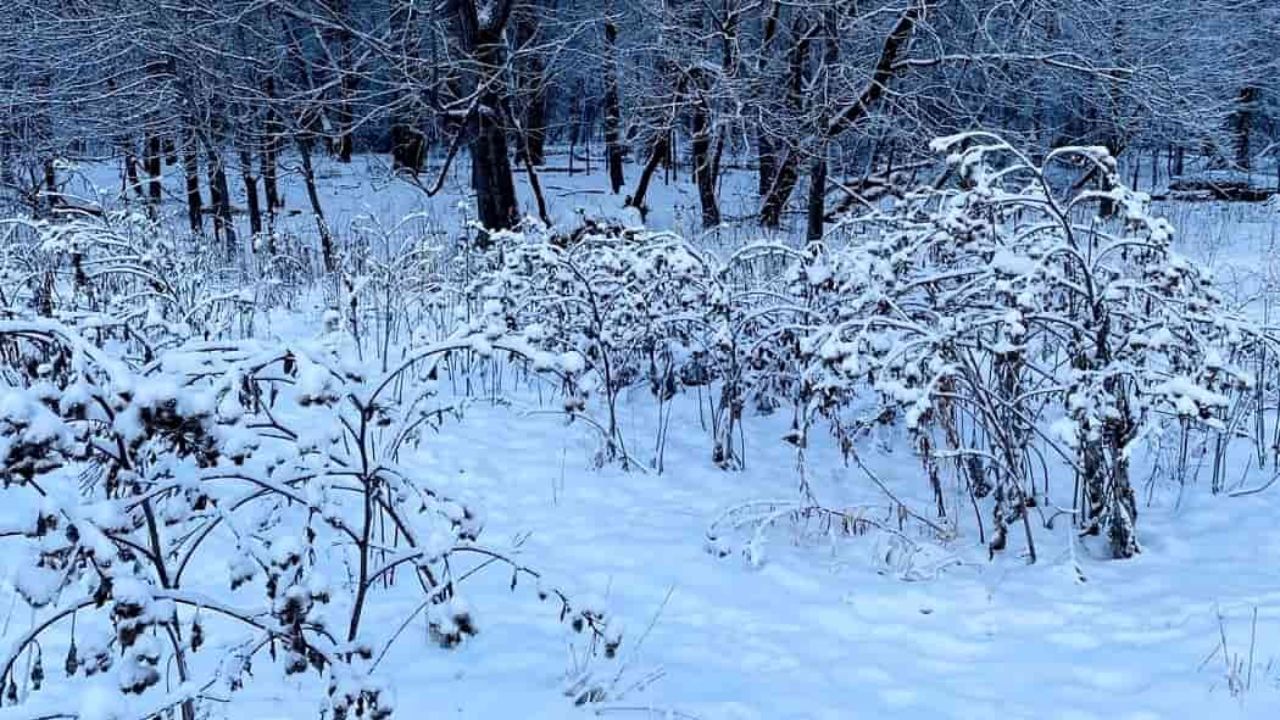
[3,137,1280,718]
[476,133,1277,561]
[0,228,621,718]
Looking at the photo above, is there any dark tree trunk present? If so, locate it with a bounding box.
[568,81,582,176]
[754,1,782,198]
[262,78,283,212]
[760,152,799,227]
[43,158,58,214]
[806,153,827,242]
[513,3,547,167]
[627,132,670,220]
[207,150,238,256]
[329,0,356,163]
[298,135,336,272]
[456,0,519,236]
[389,0,426,174]
[691,96,720,227]
[261,149,281,212]
[182,133,203,234]
[0,133,13,188]
[709,5,739,187]
[124,145,145,200]
[519,139,551,226]
[603,15,625,193]
[627,69,686,217]
[757,135,776,199]
[759,15,811,227]
[805,12,838,242]
[145,135,163,203]
[239,148,263,238]
[336,57,355,163]
[525,82,548,167]
[1234,85,1258,170]
[666,129,676,181]
[391,124,427,174]
[469,110,519,233]
[336,107,354,162]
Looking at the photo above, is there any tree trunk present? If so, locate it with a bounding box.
[627,133,670,221]
[261,149,281,213]
[207,149,237,256]
[757,134,776,199]
[469,110,519,234]
[0,133,12,188]
[513,3,547,167]
[43,158,58,215]
[691,96,720,227]
[239,148,263,238]
[1234,85,1258,170]
[568,81,582,176]
[390,0,426,174]
[298,135,336,272]
[124,144,145,200]
[805,153,826,242]
[602,15,625,193]
[1108,446,1138,558]
[754,1,782,197]
[760,152,799,227]
[145,135,163,204]
[336,60,355,163]
[455,1,519,237]
[182,133,203,234]
[759,15,811,227]
[524,84,548,167]
[330,0,356,163]
[391,123,427,174]
[805,12,838,242]
[262,78,283,212]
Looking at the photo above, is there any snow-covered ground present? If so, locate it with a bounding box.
[372,400,1280,719]
[5,151,1280,719]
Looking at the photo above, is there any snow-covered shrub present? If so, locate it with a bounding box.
[335,214,463,366]
[472,220,727,468]
[788,132,1275,559]
[0,314,619,718]
[4,211,259,346]
[466,220,857,473]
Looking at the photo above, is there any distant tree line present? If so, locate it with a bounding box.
[1,0,1276,243]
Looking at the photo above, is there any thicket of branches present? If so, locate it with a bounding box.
[2,0,1277,242]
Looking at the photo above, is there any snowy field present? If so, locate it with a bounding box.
[4,150,1280,720]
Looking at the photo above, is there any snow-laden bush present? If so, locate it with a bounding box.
[472,220,730,469]
[785,132,1275,559]
[0,312,619,719]
[465,220,843,474]
[2,211,260,347]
